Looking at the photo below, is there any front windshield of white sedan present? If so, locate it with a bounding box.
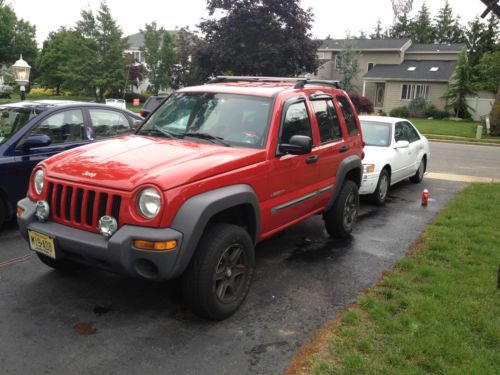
[140,92,272,149]
[360,121,392,147]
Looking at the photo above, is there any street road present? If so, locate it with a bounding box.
[0,141,497,374]
[428,141,500,180]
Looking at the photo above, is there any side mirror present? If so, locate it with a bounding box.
[133,119,144,130]
[394,140,409,149]
[23,134,52,149]
[279,135,312,155]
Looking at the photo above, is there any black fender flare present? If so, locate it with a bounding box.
[169,184,260,278]
[327,155,362,210]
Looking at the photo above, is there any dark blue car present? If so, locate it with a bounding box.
[0,100,143,229]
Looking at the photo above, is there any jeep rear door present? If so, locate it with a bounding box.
[308,94,348,202]
[263,97,325,234]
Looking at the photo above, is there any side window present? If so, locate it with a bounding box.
[280,101,312,144]
[394,122,408,142]
[405,122,420,143]
[89,109,132,139]
[312,99,342,143]
[336,96,359,136]
[29,109,84,144]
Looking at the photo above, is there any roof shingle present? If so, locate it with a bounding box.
[363,60,456,81]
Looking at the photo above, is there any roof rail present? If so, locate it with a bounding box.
[206,76,341,89]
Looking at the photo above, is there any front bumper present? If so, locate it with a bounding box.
[359,172,380,195]
[17,198,183,281]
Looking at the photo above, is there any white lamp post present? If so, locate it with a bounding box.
[12,55,31,100]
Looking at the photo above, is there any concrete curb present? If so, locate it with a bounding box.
[426,137,500,147]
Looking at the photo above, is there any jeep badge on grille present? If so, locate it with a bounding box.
[82,171,96,178]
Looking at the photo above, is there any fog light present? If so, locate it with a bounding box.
[98,216,117,239]
[17,206,25,217]
[35,200,50,222]
[133,239,177,251]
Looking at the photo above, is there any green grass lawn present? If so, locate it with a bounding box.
[410,118,479,138]
[307,183,500,375]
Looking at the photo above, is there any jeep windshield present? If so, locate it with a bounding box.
[139,92,272,149]
[0,105,50,145]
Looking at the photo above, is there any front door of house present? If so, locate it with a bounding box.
[375,83,385,107]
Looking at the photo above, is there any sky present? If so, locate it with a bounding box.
[8,0,490,47]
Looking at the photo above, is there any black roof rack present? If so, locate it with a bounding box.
[206,76,341,89]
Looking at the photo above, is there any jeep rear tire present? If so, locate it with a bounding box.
[324,180,359,239]
[182,223,255,320]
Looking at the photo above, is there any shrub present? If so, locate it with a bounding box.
[348,93,374,114]
[408,97,427,117]
[490,99,500,136]
[425,105,449,119]
[389,106,409,117]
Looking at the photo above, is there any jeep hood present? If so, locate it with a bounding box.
[43,136,266,191]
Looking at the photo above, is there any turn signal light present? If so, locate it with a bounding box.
[133,239,177,251]
[17,207,25,217]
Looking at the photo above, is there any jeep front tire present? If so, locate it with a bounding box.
[182,223,255,320]
[324,180,359,239]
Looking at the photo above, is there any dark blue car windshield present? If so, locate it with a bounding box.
[0,106,49,145]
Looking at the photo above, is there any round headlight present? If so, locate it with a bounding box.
[34,169,45,195]
[137,188,161,219]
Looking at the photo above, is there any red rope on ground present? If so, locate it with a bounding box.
[0,254,33,269]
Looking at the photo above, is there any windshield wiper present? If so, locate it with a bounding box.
[183,132,230,147]
[140,125,178,139]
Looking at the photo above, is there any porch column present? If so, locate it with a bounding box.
[362,80,366,96]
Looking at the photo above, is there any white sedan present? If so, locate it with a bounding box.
[359,116,430,205]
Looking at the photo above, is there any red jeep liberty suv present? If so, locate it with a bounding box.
[18,77,364,320]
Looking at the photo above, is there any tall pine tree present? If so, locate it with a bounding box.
[75,1,127,100]
[443,49,475,118]
[434,0,464,43]
[140,22,176,94]
[409,2,435,43]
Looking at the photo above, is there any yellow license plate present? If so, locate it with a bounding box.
[28,230,56,259]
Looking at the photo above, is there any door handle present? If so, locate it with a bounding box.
[339,145,349,153]
[306,155,319,164]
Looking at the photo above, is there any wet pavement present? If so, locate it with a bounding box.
[0,176,465,374]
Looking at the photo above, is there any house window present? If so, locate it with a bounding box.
[335,55,343,69]
[407,66,416,71]
[401,84,430,100]
[317,52,326,60]
[367,62,375,71]
[131,51,144,63]
[430,67,439,72]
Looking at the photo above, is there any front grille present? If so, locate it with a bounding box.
[47,182,122,230]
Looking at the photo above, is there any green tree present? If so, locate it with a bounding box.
[370,19,384,39]
[170,27,205,88]
[443,49,475,118]
[74,1,127,100]
[465,15,499,68]
[0,2,37,67]
[338,39,360,93]
[198,0,319,76]
[389,13,412,39]
[475,51,500,95]
[36,29,74,94]
[409,2,435,43]
[434,0,464,43]
[141,22,176,94]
